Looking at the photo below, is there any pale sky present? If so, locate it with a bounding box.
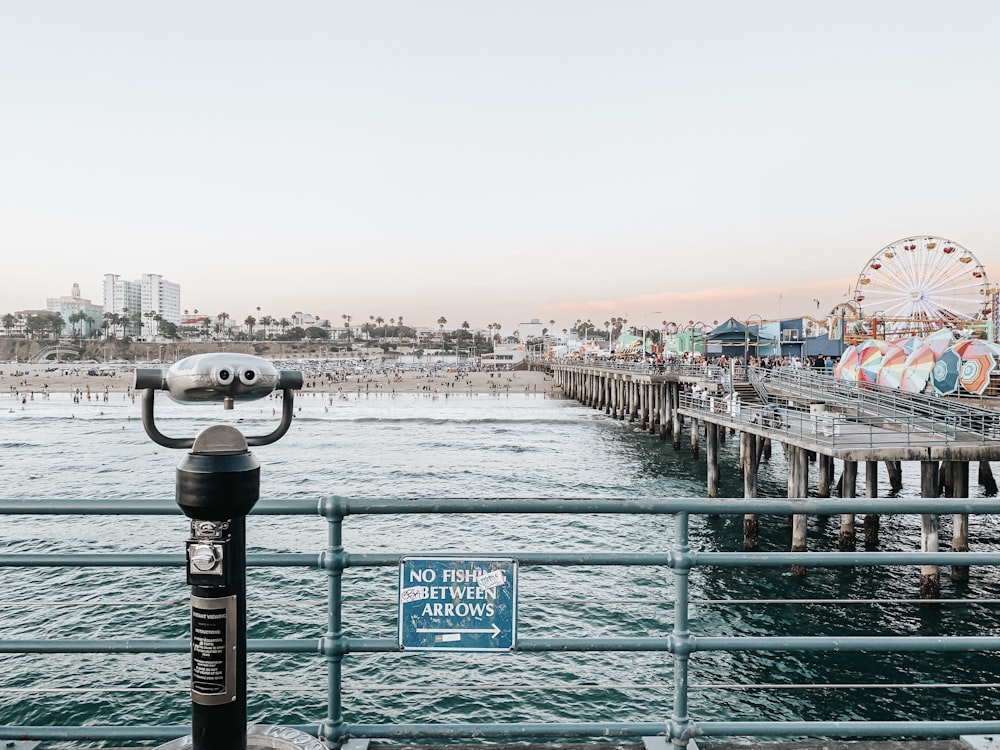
[2,1,997,334]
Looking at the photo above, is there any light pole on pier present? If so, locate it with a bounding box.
[642,311,661,359]
[744,314,763,366]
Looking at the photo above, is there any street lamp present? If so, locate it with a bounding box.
[642,311,661,359]
[744,314,763,365]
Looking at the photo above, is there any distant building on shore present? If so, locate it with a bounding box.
[46,283,104,339]
[481,342,526,368]
[103,273,181,339]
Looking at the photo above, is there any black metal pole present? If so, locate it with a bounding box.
[177,426,260,750]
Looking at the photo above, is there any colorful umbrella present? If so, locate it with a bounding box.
[901,345,937,394]
[922,328,959,356]
[949,338,1000,395]
[835,345,860,381]
[931,348,962,395]
[856,339,888,384]
[959,354,997,395]
[876,344,909,389]
[886,335,923,356]
[952,338,1000,359]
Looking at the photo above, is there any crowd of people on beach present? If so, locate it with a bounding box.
[1,359,565,407]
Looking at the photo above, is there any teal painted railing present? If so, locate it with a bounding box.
[2,497,1000,747]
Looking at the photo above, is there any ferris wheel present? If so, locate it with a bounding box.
[852,236,990,338]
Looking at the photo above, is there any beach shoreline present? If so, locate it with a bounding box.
[1,364,561,397]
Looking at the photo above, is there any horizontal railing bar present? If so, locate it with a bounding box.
[4,549,999,569]
[692,635,1000,651]
[691,551,1000,566]
[4,635,995,655]
[318,497,1000,516]
[3,596,998,609]
[5,680,1000,695]
[12,718,1000,743]
[0,725,190,741]
[698,720,1000,737]
[341,719,1000,740]
[346,551,1000,567]
[0,638,321,654]
[341,722,671,739]
[3,497,1000,516]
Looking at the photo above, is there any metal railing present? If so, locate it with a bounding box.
[677,390,1000,449]
[2,497,1000,747]
[755,367,1000,441]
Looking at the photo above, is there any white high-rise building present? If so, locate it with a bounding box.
[103,273,181,339]
[141,273,181,337]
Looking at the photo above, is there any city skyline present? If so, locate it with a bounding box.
[2,2,997,330]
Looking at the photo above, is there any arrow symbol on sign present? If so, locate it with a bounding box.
[415,624,501,638]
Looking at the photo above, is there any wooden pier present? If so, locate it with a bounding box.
[548,361,1000,597]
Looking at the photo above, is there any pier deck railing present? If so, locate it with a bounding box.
[677,391,999,449]
[753,367,1000,439]
[2,497,1000,747]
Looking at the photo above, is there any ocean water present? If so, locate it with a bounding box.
[2,387,1000,744]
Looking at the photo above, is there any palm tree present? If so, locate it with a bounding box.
[260,315,273,338]
[245,315,256,338]
[68,311,85,338]
[2,313,15,337]
[217,312,229,340]
[341,313,352,344]
[437,316,447,342]
[48,312,66,339]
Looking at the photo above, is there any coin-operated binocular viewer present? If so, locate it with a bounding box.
[136,354,322,750]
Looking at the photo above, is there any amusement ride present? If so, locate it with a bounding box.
[838,235,994,343]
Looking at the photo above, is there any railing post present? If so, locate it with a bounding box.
[668,512,695,749]
[321,499,347,746]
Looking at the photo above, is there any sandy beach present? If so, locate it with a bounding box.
[1,364,562,398]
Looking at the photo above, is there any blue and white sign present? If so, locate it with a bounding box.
[398,556,517,652]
